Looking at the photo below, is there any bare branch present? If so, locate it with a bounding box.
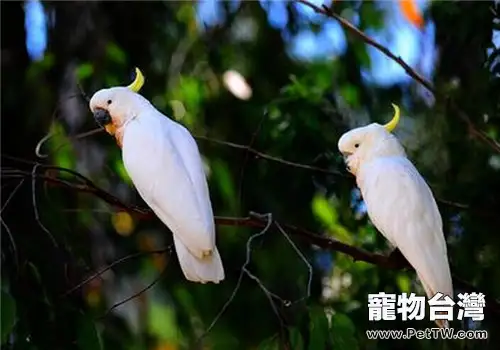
[201,212,274,338]
[195,135,346,177]
[1,218,19,273]
[1,178,25,214]
[275,221,312,304]
[100,267,168,319]
[63,247,171,296]
[31,164,58,247]
[3,161,499,314]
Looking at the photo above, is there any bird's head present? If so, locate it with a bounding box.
[89,68,149,136]
[338,104,406,175]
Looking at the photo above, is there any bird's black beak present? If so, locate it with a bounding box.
[93,108,112,127]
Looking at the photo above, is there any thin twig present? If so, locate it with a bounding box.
[243,266,287,331]
[200,212,273,339]
[296,0,434,94]
[31,164,58,247]
[99,267,168,319]
[0,218,19,273]
[63,248,170,296]
[236,110,269,219]
[1,179,25,214]
[195,135,346,177]
[275,221,313,304]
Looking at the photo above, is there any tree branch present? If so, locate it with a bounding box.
[3,164,499,314]
[196,135,347,177]
[295,0,500,154]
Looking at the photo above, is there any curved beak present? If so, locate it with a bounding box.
[93,108,116,135]
[93,108,111,126]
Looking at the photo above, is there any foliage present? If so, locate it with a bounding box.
[1,1,500,350]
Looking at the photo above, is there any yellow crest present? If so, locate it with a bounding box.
[127,67,145,92]
[384,103,400,132]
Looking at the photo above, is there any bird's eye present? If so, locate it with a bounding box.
[107,100,112,105]
[354,143,360,148]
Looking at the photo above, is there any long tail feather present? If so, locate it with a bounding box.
[417,272,452,328]
[173,235,225,283]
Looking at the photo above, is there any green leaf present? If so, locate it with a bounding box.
[1,289,17,344]
[147,302,179,342]
[308,306,330,350]
[331,313,358,350]
[312,194,353,243]
[48,121,76,171]
[76,315,102,350]
[339,84,360,106]
[359,2,384,30]
[115,158,133,185]
[211,159,237,209]
[289,327,304,350]
[396,273,411,293]
[312,194,338,229]
[76,63,94,81]
[106,43,127,65]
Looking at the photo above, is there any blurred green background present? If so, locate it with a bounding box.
[2,0,500,349]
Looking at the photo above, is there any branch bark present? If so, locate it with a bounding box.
[3,164,500,314]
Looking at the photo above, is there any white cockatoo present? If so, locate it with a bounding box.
[338,104,453,328]
[89,68,225,283]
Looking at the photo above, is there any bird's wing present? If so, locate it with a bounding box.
[121,112,214,258]
[167,122,215,240]
[359,157,453,297]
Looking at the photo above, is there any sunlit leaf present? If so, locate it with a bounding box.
[396,273,411,293]
[312,194,353,243]
[312,194,338,229]
[148,302,180,343]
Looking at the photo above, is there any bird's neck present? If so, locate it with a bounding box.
[113,114,140,148]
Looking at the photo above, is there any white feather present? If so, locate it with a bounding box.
[122,110,224,283]
[357,156,453,302]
